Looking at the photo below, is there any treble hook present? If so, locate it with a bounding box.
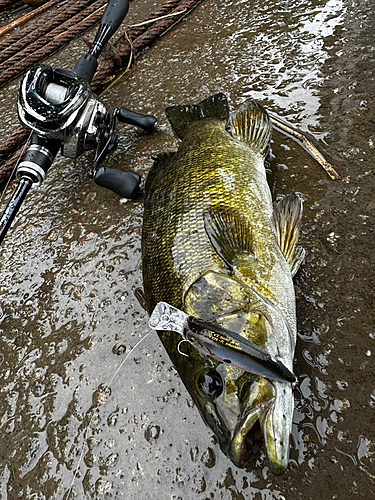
[177,339,191,357]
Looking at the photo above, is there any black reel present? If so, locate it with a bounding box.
[0,0,157,245]
[17,64,157,199]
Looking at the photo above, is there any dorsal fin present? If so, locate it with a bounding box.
[272,192,305,276]
[229,99,272,157]
[203,207,256,270]
[165,93,229,139]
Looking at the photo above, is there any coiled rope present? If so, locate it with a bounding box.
[0,1,23,12]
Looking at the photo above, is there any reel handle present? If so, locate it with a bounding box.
[89,107,156,198]
[118,107,157,134]
[94,166,141,199]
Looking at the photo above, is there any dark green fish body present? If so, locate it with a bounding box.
[141,94,304,474]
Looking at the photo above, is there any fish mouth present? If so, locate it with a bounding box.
[229,402,270,468]
[229,397,290,475]
[260,381,294,475]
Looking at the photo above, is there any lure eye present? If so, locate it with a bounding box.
[196,369,223,399]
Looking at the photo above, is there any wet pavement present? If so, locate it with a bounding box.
[0,0,374,498]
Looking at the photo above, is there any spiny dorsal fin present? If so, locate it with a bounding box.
[229,100,272,157]
[204,207,256,270]
[272,191,305,276]
[165,93,229,139]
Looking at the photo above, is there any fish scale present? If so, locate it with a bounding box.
[143,120,276,306]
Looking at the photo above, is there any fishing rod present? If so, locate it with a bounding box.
[0,0,157,245]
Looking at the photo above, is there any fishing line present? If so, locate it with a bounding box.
[67,329,154,498]
[0,130,33,205]
[159,0,204,38]
[101,10,187,95]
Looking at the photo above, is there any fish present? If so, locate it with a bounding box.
[141,93,305,475]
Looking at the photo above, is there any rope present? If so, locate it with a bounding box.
[0,0,107,83]
[0,0,61,38]
[0,0,94,57]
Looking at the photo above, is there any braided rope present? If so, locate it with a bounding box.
[0,0,93,57]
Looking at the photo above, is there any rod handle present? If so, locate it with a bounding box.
[101,0,130,36]
[89,0,130,59]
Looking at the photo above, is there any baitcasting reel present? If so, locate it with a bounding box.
[17,63,156,190]
[0,0,157,245]
[18,64,108,160]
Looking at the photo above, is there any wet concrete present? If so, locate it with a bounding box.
[0,0,374,498]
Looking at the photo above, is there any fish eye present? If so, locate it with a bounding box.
[196,369,223,399]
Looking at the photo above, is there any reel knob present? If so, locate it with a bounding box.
[94,167,141,199]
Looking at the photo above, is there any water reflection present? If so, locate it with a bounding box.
[228,0,346,132]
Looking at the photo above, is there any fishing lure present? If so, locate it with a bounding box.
[149,302,297,385]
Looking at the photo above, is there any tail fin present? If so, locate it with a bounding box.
[165,93,229,139]
[229,100,272,157]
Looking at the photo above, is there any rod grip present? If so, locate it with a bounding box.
[89,0,130,59]
[101,0,130,34]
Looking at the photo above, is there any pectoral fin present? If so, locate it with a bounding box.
[272,191,305,276]
[203,207,256,271]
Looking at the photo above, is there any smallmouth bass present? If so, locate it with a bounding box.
[141,93,305,474]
